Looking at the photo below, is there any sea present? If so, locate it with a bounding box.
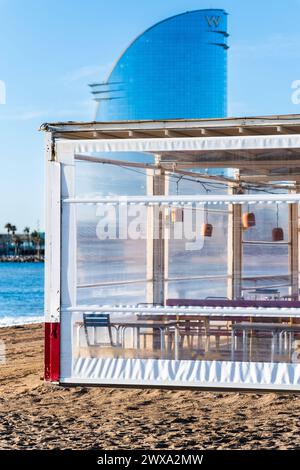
[0,238,289,328]
[0,263,44,327]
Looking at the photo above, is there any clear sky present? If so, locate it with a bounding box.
[0,0,300,232]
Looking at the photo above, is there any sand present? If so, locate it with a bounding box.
[0,323,300,450]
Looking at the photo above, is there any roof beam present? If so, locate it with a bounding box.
[238,126,265,135]
[128,130,160,138]
[164,129,194,138]
[200,128,228,137]
[92,131,123,139]
[276,125,300,134]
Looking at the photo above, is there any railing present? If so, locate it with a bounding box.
[64,305,300,318]
[63,194,300,205]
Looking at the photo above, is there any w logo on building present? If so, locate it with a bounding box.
[206,16,221,27]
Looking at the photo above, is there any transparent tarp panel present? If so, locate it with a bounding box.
[76,153,149,198]
[168,176,229,299]
[59,151,300,388]
[242,201,291,299]
[73,156,300,305]
[75,155,149,306]
[168,209,228,299]
[69,311,300,368]
[75,162,148,305]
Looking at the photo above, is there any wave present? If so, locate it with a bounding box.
[0,315,43,328]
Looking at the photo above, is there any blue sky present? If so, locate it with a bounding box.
[0,0,300,231]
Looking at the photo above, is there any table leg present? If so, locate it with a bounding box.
[215,334,220,352]
[115,326,122,347]
[122,326,126,348]
[76,325,81,348]
[290,333,294,358]
[284,331,288,352]
[242,330,247,361]
[271,332,275,362]
[205,335,210,353]
[231,329,235,361]
[174,326,179,360]
[167,327,172,353]
[160,327,165,352]
[278,331,283,355]
[122,326,128,348]
[205,318,210,352]
[197,323,201,349]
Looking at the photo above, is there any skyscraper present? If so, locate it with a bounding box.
[95,9,228,121]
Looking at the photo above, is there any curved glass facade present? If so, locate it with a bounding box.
[96,9,228,121]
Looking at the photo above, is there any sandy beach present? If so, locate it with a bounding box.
[0,323,299,450]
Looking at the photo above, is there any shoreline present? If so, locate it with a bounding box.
[0,316,43,328]
[0,256,44,263]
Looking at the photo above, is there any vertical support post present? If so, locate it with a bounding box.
[58,142,77,381]
[146,169,154,303]
[288,198,299,300]
[227,185,243,300]
[146,160,166,305]
[44,133,61,382]
[164,173,170,304]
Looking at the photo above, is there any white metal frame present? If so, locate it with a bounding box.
[64,194,300,204]
[64,305,300,318]
[44,134,61,325]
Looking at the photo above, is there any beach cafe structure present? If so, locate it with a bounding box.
[43,114,300,391]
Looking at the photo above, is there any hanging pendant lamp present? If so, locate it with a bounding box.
[242,198,256,229]
[171,176,184,223]
[201,204,213,237]
[272,204,284,242]
[171,207,184,223]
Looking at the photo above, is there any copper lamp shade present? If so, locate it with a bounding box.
[272,227,284,242]
[242,212,256,229]
[201,223,213,237]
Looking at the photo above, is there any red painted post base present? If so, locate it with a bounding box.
[44,322,60,382]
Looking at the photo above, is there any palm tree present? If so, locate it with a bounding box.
[23,227,30,254]
[4,223,12,234]
[31,230,41,258]
[13,235,22,256]
[4,223,12,255]
[10,226,18,256]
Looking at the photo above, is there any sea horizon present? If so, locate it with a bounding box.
[0,262,44,327]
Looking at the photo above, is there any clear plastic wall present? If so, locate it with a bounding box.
[59,152,300,388]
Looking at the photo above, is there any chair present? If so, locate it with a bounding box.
[83,313,119,348]
[167,320,206,356]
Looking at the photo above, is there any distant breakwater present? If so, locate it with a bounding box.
[0,256,44,263]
